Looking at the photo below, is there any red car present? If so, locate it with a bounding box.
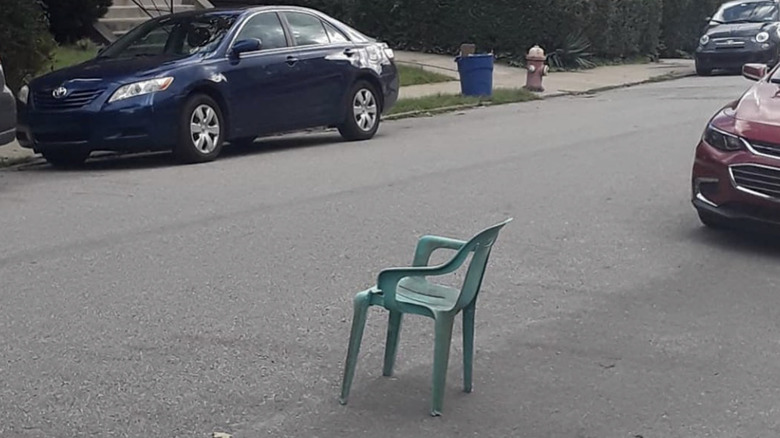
[692,63,780,228]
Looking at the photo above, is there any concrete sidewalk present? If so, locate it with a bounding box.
[0,142,34,167]
[395,50,696,99]
[0,52,696,165]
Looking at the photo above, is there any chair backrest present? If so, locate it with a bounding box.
[451,218,512,311]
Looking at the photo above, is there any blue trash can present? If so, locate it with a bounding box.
[455,53,494,97]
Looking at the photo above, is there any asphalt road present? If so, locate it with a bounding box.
[2,75,780,438]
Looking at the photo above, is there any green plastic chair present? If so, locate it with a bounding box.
[339,218,512,416]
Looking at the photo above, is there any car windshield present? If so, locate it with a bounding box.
[99,12,239,59]
[712,1,779,23]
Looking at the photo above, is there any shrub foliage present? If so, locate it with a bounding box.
[0,0,56,92]
[41,0,113,43]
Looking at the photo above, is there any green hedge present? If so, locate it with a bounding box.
[0,0,56,93]
[352,0,663,62]
[41,0,113,43]
[660,0,723,56]
[213,0,723,61]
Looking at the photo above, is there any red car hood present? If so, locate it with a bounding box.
[732,81,780,128]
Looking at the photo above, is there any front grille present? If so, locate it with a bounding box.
[34,88,104,110]
[713,37,747,49]
[731,164,780,199]
[748,140,780,159]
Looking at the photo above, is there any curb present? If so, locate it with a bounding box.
[384,102,484,120]
[384,70,695,120]
[0,155,37,169]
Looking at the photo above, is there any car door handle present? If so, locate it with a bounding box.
[286,56,298,66]
[343,48,357,57]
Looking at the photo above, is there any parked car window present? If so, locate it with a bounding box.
[323,21,350,44]
[120,24,175,56]
[712,1,778,23]
[234,12,287,50]
[100,13,238,59]
[284,12,330,46]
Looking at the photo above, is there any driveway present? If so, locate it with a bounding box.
[1,75,778,437]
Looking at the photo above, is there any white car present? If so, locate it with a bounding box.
[0,57,16,146]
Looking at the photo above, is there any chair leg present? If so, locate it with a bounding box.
[462,304,475,393]
[383,311,403,377]
[339,290,371,405]
[431,314,455,416]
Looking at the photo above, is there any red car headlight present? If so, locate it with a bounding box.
[703,125,747,152]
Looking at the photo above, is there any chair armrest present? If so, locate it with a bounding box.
[377,252,466,310]
[412,235,467,267]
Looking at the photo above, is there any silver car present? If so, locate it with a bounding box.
[0,58,16,146]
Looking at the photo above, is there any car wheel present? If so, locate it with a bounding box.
[175,94,224,164]
[42,149,90,168]
[698,210,727,228]
[695,61,712,76]
[338,81,381,141]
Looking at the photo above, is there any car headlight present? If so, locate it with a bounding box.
[18,85,29,104]
[703,125,746,151]
[108,77,173,103]
[756,31,770,43]
[700,35,710,46]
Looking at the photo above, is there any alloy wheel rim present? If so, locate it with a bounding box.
[190,104,220,154]
[353,89,377,132]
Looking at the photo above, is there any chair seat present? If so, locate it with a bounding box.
[371,277,460,313]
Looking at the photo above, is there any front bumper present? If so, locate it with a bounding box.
[695,44,779,70]
[692,139,780,226]
[16,92,180,154]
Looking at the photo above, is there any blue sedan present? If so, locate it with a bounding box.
[16,6,399,166]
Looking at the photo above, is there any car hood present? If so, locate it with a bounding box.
[729,81,780,127]
[32,54,198,89]
[705,22,774,38]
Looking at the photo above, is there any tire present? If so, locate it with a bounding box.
[698,210,727,228]
[338,80,381,141]
[175,94,225,164]
[42,149,90,168]
[695,61,712,76]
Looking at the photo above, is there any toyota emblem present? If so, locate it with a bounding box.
[52,87,68,99]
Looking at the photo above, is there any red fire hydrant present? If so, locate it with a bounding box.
[524,45,549,92]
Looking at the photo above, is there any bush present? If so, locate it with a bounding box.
[0,0,56,93]
[351,0,662,63]
[660,0,723,57]
[41,0,113,43]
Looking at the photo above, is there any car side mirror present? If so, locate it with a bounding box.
[230,38,262,59]
[743,63,768,81]
[705,16,711,22]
